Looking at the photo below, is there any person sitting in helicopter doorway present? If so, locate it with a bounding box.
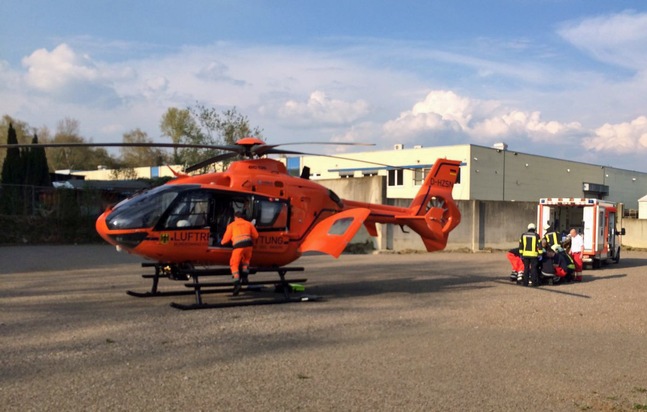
[221,210,259,296]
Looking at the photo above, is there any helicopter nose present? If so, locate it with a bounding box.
[96,213,148,249]
[96,212,116,245]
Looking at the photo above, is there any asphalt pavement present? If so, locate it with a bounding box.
[1,246,647,411]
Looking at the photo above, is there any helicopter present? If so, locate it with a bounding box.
[2,137,462,307]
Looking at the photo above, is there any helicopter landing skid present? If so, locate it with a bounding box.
[127,264,320,309]
[170,294,320,310]
[126,263,207,298]
[172,266,318,310]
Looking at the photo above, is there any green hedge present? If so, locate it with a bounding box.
[0,214,102,244]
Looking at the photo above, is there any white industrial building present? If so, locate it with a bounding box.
[284,143,647,211]
[280,143,647,251]
[57,164,184,181]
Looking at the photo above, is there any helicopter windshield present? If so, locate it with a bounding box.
[106,185,199,230]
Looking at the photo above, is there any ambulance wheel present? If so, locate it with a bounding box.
[592,259,601,269]
[613,250,620,264]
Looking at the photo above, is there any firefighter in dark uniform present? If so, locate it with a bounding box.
[543,225,560,249]
[519,223,542,287]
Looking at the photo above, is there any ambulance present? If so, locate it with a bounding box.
[537,198,625,268]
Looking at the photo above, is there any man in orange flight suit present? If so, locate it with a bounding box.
[221,210,259,296]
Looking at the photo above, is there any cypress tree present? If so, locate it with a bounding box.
[1,123,23,185]
[1,123,25,213]
[24,134,52,187]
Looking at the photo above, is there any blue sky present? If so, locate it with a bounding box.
[2,1,647,171]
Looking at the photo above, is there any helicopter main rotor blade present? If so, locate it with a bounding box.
[185,152,240,173]
[263,148,405,169]
[183,141,377,172]
[0,142,242,150]
[2,139,406,171]
[252,141,374,156]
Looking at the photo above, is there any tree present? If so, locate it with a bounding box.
[168,105,263,169]
[1,123,24,184]
[46,118,118,171]
[24,134,52,187]
[1,123,26,213]
[188,104,263,146]
[160,107,195,164]
[120,128,168,168]
[47,118,86,170]
[0,116,31,168]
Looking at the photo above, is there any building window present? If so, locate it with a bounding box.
[388,168,404,186]
[413,168,430,185]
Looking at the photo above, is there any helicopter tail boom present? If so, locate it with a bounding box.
[343,158,462,252]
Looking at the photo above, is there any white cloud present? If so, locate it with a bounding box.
[585,116,647,153]
[329,122,382,152]
[195,61,246,86]
[21,43,121,107]
[4,36,647,170]
[270,90,370,127]
[382,90,582,145]
[558,11,647,70]
[22,44,96,91]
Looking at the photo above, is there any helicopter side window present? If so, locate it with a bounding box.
[161,191,211,229]
[253,199,288,230]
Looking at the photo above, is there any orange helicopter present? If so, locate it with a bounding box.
[3,137,462,308]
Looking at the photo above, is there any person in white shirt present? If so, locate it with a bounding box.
[569,228,584,281]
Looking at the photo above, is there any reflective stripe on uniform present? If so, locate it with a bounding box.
[520,232,539,257]
[544,231,558,246]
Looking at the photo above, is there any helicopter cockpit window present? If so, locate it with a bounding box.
[161,190,211,229]
[253,199,288,230]
[106,185,196,230]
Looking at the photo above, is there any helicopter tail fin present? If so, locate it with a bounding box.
[396,159,462,251]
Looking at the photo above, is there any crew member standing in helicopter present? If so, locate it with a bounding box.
[221,210,259,296]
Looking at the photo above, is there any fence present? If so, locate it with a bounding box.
[0,183,106,244]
